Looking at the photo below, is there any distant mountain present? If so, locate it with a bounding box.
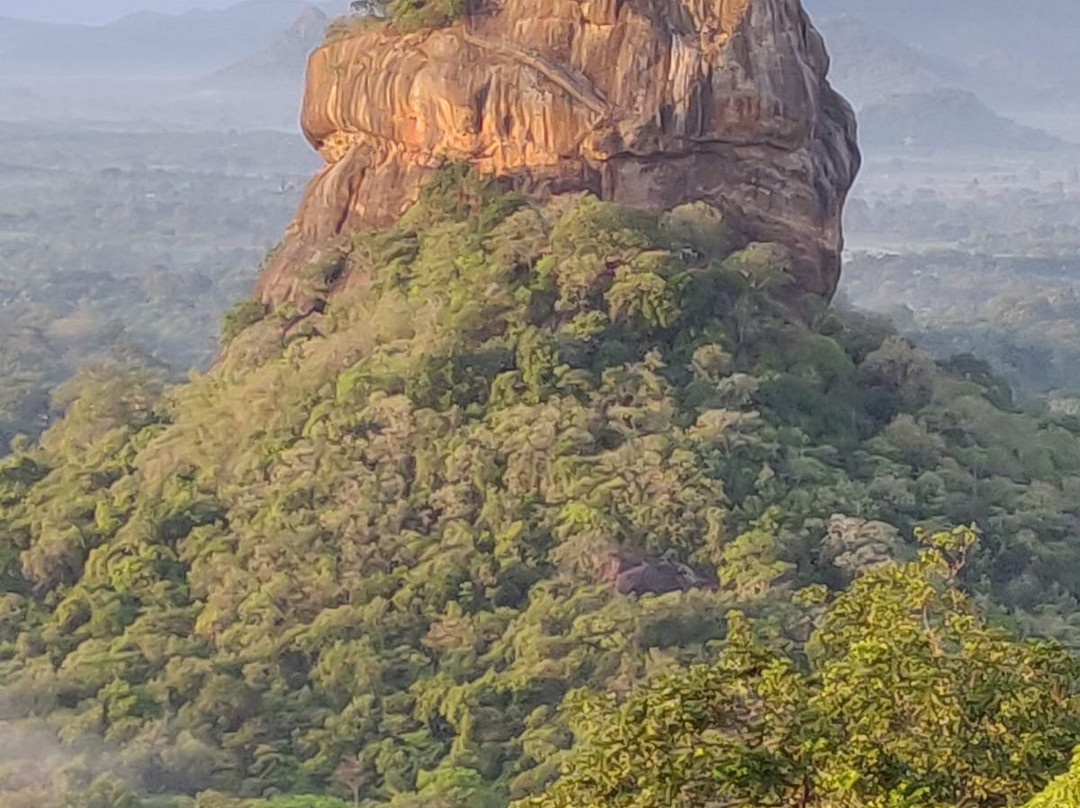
[859,88,1067,152]
[213,6,328,85]
[806,0,1080,105]
[0,16,79,53]
[815,15,962,107]
[0,1,346,79]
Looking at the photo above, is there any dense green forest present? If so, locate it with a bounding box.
[841,250,1080,399]
[5,169,1080,806]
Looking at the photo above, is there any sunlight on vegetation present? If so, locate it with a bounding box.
[331,0,465,39]
[5,168,1080,806]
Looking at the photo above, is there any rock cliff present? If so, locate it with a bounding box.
[255,0,860,305]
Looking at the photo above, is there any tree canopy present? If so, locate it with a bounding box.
[5,169,1080,806]
[528,528,1080,808]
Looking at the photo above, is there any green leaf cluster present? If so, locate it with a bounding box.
[341,0,464,37]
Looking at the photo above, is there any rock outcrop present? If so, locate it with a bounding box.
[589,545,718,596]
[255,0,860,305]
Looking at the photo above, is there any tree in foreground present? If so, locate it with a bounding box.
[524,528,1080,808]
[1023,749,1080,807]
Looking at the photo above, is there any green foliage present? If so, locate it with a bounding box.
[659,202,741,259]
[64,774,144,808]
[386,0,464,33]
[528,531,1080,808]
[843,248,1080,401]
[342,0,464,36]
[220,300,268,345]
[809,527,1080,807]
[1023,748,1080,807]
[523,613,812,808]
[7,170,1080,807]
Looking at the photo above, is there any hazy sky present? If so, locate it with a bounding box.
[0,0,240,25]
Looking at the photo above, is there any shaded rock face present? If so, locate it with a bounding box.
[593,547,718,596]
[255,0,860,305]
[615,558,716,596]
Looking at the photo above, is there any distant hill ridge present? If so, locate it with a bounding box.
[214,6,329,85]
[805,0,1080,105]
[0,1,346,78]
[813,14,964,108]
[860,88,1067,152]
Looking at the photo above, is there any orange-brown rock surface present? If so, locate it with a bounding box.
[255,0,860,305]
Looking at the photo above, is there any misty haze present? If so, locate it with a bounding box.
[2,1,1080,807]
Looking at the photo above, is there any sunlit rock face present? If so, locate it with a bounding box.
[255,0,860,305]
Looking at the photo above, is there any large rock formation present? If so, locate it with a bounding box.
[255,0,860,305]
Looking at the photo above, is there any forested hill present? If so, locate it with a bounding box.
[6,0,1080,807]
[4,170,1080,807]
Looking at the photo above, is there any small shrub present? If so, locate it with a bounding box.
[387,0,465,32]
[220,299,268,344]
